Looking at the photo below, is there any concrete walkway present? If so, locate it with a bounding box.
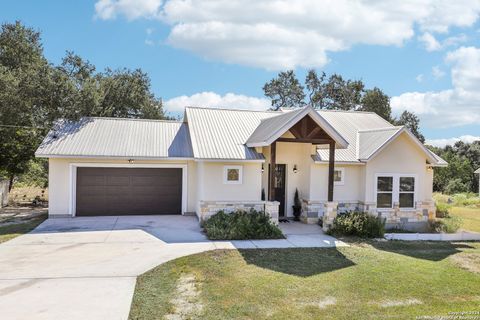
[0,216,345,320]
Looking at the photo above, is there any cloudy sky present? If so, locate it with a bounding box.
[3,0,480,146]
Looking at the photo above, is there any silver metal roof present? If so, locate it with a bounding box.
[185,107,278,160]
[475,168,480,174]
[36,107,446,166]
[246,105,349,148]
[36,117,193,159]
[357,127,403,160]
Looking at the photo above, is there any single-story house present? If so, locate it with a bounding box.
[36,105,447,231]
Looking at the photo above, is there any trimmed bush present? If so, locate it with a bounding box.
[327,211,385,238]
[428,216,462,233]
[435,202,451,218]
[203,209,284,240]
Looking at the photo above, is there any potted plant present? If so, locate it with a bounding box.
[292,188,302,221]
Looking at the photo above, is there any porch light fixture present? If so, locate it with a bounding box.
[261,164,264,173]
[128,159,134,164]
[293,164,298,173]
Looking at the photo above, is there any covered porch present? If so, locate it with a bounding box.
[246,106,349,230]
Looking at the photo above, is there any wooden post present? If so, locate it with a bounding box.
[269,141,276,201]
[328,141,335,202]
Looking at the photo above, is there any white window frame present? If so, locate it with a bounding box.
[374,173,418,211]
[334,167,345,186]
[223,165,243,184]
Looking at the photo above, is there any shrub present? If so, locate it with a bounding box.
[435,202,451,218]
[327,211,385,238]
[428,216,462,233]
[445,178,469,195]
[452,193,480,207]
[203,209,284,240]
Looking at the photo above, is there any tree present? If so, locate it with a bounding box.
[0,21,168,189]
[395,111,425,143]
[263,70,305,110]
[360,87,392,122]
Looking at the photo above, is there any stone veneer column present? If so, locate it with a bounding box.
[322,201,338,232]
[264,201,280,225]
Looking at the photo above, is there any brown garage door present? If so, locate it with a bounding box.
[76,167,182,216]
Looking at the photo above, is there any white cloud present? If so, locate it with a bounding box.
[164,92,271,113]
[415,74,424,82]
[391,46,480,128]
[418,32,441,51]
[95,0,162,20]
[144,39,154,46]
[419,32,467,51]
[94,0,480,70]
[432,66,445,79]
[426,135,480,147]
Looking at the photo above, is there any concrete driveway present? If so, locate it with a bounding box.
[0,216,344,320]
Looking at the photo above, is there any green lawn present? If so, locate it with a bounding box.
[129,242,480,320]
[0,214,47,243]
[450,207,480,233]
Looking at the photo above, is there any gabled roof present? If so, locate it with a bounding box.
[35,117,193,159]
[246,105,349,148]
[184,107,276,160]
[475,168,480,174]
[35,106,447,166]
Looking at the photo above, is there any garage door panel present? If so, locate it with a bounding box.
[76,167,182,216]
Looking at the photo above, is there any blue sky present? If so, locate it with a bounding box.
[3,0,480,146]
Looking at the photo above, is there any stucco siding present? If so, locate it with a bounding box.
[48,158,197,217]
[197,162,262,202]
[309,164,363,202]
[365,132,429,203]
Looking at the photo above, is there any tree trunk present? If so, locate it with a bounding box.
[8,174,14,192]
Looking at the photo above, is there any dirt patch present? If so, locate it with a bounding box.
[451,253,480,274]
[0,207,47,226]
[164,274,203,320]
[301,296,336,309]
[379,298,422,308]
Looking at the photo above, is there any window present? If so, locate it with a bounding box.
[223,165,243,184]
[377,176,393,208]
[376,175,416,209]
[399,177,415,208]
[334,168,345,185]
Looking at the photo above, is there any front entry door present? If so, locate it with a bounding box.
[269,164,286,217]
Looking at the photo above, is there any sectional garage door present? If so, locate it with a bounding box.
[76,167,182,216]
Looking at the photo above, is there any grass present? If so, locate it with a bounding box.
[450,207,480,233]
[129,242,480,320]
[8,186,48,205]
[0,214,47,243]
[433,192,480,233]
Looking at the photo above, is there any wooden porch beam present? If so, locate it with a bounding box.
[328,141,335,202]
[269,141,276,201]
[276,138,333,144]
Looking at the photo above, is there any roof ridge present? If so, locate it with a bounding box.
[80,117,183,123]
[185,106,279,113]
[358,126,403,133]
[318,109,376,114]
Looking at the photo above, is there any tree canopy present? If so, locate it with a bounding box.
[263,69,424,142]
[0,21,168,188]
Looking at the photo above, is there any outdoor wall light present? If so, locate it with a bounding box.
[261,164,264,173]
[128,159,134,164]
[293,164,298,173]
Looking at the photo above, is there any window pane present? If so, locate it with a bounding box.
[399,193,414,208]
[400,177,415,192]
[227,169,239,181]
[334,170,342,182]
[377,176,393,191]
[377,193,392,208]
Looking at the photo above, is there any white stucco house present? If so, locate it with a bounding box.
[36,105,447,231]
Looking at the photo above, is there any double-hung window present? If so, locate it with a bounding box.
[376,174,416,209]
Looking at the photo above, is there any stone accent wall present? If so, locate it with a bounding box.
[376,201,435,232]
[322,202,338,231]
[198,201,280,224]
[300,200,324,224]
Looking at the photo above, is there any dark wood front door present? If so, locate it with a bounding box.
[269,164,286,217]
[76,167,182,216]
